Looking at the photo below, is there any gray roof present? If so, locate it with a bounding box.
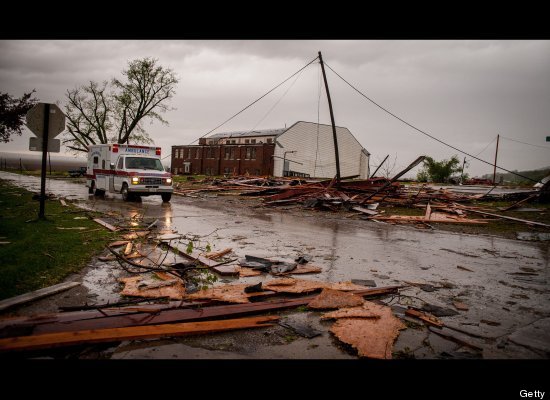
[208,128,286,139]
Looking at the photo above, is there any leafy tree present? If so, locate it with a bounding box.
[63,58,178,153]
[0,90,38,143]
[416,155,463,183]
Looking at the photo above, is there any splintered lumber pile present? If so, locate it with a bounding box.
[0,316,279,353]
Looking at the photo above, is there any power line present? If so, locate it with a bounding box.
[189,55,319,145]
[323,62,540,184]
[250,65,305,131]
[500,135,550,151]
[473,135,498,157]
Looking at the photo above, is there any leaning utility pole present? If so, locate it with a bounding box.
[492,134,500,185]
[318,51,341,184]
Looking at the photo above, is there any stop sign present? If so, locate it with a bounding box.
[26,103,66,138]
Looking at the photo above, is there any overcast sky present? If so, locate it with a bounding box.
[1,40,549,177]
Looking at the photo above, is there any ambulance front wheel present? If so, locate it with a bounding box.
[121,183,130,201]
[161,193,172,203]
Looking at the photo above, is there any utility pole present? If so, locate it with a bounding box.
[318,51,341,184]
[492,134,500,185]
[48,152,52,175]
[460,157,466,184]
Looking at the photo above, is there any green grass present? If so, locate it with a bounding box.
[0,180,117,300]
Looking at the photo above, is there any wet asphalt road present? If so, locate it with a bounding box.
[1,171,548,359]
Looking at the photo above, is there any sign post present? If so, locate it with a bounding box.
[26,103,65,219]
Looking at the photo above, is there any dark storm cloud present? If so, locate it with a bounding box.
[1,40,548,177]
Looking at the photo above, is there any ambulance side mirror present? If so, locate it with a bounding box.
[110,163,115,170]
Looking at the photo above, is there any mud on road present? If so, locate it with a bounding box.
[1,171,549,359]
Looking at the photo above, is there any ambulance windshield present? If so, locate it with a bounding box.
[125,157,164,171]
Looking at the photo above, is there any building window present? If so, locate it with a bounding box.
[267,138,272,144]
[224,147,231,160]
[245,147,257,160]
[187,149,192,159]
[179,149,183,159]
[93,156,99,164]
[245,139,249,144]
[251,139,256,144]
[196,149,200,159]
[230,140,236,144]
[206,147,213,159]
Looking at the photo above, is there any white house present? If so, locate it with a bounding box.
[272,121,370,179]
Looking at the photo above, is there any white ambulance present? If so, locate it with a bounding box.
[86,143,173,202]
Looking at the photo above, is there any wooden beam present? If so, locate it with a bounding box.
[1,286,401,336]
[454,204,550,228]
[93,218,119,232]
[0,316,279,353]
[0,282,80,312]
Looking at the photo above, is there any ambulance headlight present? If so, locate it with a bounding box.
[165,178,172,185]
[131,177,140,184]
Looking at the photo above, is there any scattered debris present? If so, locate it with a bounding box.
[119,273,185,300]
[405,308,444,328]
[329,301,406,359]
[278,319,322,338]
[421,303,459,317]
[204,248,232,260]
[0,316,279,353]
[480,319,501,327]
[428,326,482,352]
[244,282,264,294]
[307,288,364,309]
[236,267,262,277]
[453,301,469,311]
[457,265,474,272]
[351,279,377,287]
[93,218,119,232]
[0,282,81,312]
[108,240,130,248]
[321,307,381,320]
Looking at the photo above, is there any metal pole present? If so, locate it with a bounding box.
[318,51,341,184]
[369,154,389,178]
[48,152,52,175]
[39,104,50,219]
[492,134,500,185]
[19,158,22,173]
[460,157,466,184]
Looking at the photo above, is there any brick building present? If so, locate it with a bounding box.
[172,121,370,178]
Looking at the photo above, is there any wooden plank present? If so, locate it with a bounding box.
[453,205,550,228]
[0,282,80,312]
[6,286,401,336]
[405,308,444,328]
[59,199,67,207]
[352,206,378,216]
[124,242,133,256]
[204,248,232,260]
[93,218,119,232]
[0,316,279,353]
[500,194,538,211]
[165,242,223,268]
[425,203,432,220]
